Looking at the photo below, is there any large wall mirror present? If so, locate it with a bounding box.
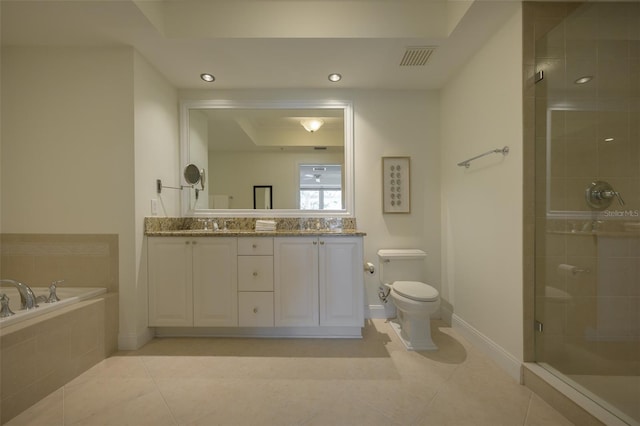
[180,100,354,217]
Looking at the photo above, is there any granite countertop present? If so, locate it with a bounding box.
[144,217,366,237]
[145,229,366,237]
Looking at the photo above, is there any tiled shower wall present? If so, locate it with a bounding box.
[524,0,640,378]
[523,3,639,424]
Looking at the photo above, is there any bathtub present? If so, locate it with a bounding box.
[0,286,107,329]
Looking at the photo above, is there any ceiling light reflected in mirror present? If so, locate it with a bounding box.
[574,76,593,84]
[300,119,325,133]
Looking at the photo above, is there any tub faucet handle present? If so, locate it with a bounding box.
[0,293,15,317]
[47,280,63,303]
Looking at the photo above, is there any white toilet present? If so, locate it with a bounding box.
[377,249,440,351]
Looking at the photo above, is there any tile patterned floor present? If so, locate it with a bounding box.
[5,320,573,425]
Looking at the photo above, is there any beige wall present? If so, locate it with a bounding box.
[0,1,3,276]
[1,47,134,233]
[133,52,179,349]
[440,5,524,363]
[353,90,441,312]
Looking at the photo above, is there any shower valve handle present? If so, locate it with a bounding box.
[585,181,624,210]
[600,190,625,206]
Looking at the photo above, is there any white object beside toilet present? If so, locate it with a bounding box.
[377,249,440,351]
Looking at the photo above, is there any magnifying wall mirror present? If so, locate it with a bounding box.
[180,100,354,217]
[184,164,202,186]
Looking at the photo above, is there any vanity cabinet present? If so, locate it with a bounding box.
[237,238,274,327]
[274,236,364,328]
[148,233,364,335]
[148,237,238,327]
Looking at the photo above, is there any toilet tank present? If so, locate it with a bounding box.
[377,249,426,284]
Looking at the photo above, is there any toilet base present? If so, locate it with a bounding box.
[388,318,438,351]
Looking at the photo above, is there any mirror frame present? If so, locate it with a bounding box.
[180,99,355,217]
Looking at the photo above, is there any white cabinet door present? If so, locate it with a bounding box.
[319,237,364,327]
[148,237,193,326]
[193,237,238,326]
[274,237,319,327]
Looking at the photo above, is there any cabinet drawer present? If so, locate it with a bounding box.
[238,256,273,291]
[238,237,273,255]
[239,292,274,327]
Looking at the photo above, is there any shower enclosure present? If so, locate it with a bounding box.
[533,2,640,424]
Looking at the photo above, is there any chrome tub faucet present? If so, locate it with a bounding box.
[0,279,39,310]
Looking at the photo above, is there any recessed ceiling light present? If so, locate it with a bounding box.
[574,76,593,84]
[604,137,615,142]
[328,73,342,82]
[200,73,215,82]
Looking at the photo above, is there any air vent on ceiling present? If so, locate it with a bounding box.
[400,46,436,66]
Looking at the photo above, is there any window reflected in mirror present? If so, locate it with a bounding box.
[299,164,342,210]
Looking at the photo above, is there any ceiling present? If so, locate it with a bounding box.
[1,0,521,90]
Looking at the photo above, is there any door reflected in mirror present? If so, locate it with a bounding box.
[180,100,354,217]
[254,185,273,209]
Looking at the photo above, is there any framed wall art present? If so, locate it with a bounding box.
[382,156,410,213]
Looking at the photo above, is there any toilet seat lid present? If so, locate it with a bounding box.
[393,281,439,302]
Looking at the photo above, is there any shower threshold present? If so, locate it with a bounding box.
[523,362,636,426]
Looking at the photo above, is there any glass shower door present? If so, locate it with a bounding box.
[533,2,640,424]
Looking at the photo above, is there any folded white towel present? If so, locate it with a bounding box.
[256,220,276,226]
[255,220,277,232]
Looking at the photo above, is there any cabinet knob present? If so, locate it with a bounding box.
[313,241,317,245]
[320,241,325,245]
[253,272,258,277]
[192,241,197,245]
[252,244,257,248]
[185,241,190,245]
[253,307,258,314]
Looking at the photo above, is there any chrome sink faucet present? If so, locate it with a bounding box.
[0,279,39,310]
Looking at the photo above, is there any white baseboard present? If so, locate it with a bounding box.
[439,305,453,326]
[452,314,521,382]
[154,326,362,339]
[118,327,154,351]
[366,304,390,319]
